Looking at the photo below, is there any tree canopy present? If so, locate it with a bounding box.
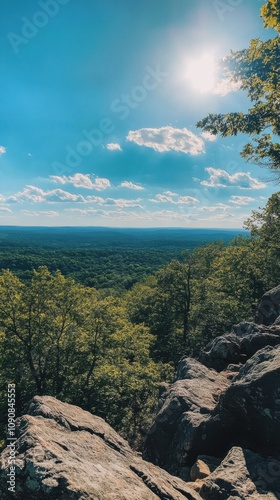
[197,0,280,173]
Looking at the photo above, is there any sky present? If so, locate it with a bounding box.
[0,0,277,228]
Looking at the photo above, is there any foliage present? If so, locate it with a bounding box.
[0,267,172,449]
[0,195,280,449]
[197,1,280,172]
[244,191,280,286]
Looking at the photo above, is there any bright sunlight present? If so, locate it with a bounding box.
[186,53,217,93]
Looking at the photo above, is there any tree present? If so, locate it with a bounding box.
[0,267,171,448]
[244,192,280,286]
[197,1,280,173]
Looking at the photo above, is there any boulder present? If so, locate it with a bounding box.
[274,316,280,325]
[199,334,243,372]
[143,358,230,474]
[231,322,262,337]
[240,330,280,358]
[256,285,280,325]
[200,323,280,372]
[216,345,280,456]
[0,396,201,500]
[200,447,280,499]
[144,344,280,484]
[190,460,211,481]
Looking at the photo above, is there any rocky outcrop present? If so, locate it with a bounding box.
[199,322,280,372]
[200,447,280,500]
[215,345,280,456]
[143,285,280,499]
[143,358,230,475]
[1,285,280,499]
[0,396,201,499]
[199,333,244,371]
[256,285,280,325]
[144,342,280,479]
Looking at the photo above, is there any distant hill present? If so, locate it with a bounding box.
[0,226,248,249]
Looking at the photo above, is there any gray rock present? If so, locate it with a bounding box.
[256,285,280,325]
[231,322,262,337]
[200,323,280,373]
[240,331,280,358]
[200,447,280,499]
[144,344,280,484]
[274,316,280,325]
[143,358,230,475]
[199,334,243,372]
[216,345,280,456]
[0,396,201,500]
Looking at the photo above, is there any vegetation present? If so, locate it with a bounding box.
[0,194,279,449]
[0,228,244,290]
[197,0,280,174]
[0,0,279,451]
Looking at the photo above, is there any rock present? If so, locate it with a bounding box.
[143,358,230,475]
[0,396,201,500]
[231,322,262,337]
[144,344,280,485]
[256,285,280,325]
[190,460,211,481]
[200,447,280,499]
[199,334,243,372]
[200,323,280,373]
[216,345,280,456]
[274,316,280,325]
[196,455,221,473]
[240,331,280,358]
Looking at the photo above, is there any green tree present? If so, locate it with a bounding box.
[244,192,280,286]
[127,260,193,363]
[0,267,171,448]
[197,0,280,173]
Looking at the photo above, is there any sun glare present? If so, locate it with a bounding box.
[186,53,217,93]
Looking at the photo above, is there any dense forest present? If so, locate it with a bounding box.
[0,195,279,448]
[0,228,245,290]
[1,0,280,452]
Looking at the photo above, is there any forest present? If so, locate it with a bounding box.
[0,227,245,289]
[0,195,279,449]
[0,0,280,453]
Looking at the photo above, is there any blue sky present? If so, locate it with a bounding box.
[0,0,276,227]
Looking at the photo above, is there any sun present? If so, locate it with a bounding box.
[186,53,217,93]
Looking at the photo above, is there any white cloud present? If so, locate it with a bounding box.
[0,146,6,155]
[84,195,106,204]
[127,126,205,155]
[21,210,59,217]
[147,210,196,221]
[106,143,122,151]
[201,168,266,190]
[7,185,86,203]
[50,173,111,191]
[120,181,144,191]
[105,198,143,208]
[201,131,217,142]
[212,78,242,96]
[199,212,235,221]
[163,190,177,196]
[150,193,199,204]
[230,196,255,205]
[199,203,230,212]
[178,196,199,205]
[0,206,12,213]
